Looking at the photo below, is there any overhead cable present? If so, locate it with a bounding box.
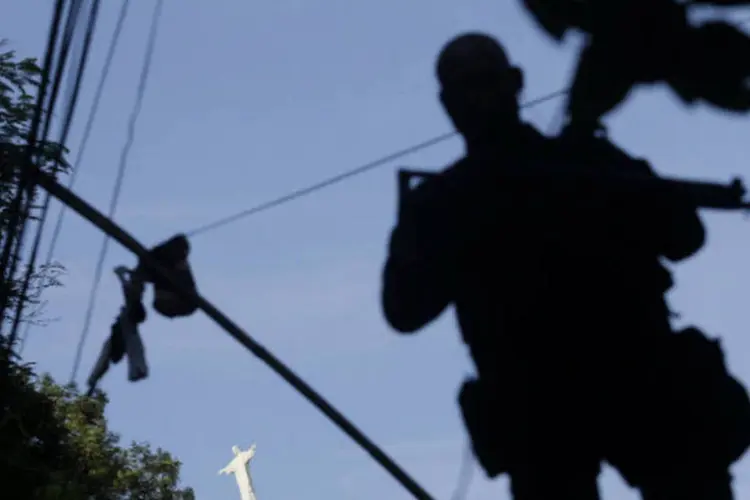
[5,0,87,333]
[19,0,132,354]
[70,0,165,385]
[0,0,77,338]
[0,0,70,332]
[10,0,102,348]
[185,88,569,238]
[5,0,87,325]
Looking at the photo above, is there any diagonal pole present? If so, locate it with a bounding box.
[32,168,435,500]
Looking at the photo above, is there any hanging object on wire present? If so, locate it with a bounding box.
[140,233,198,318]
[520,0,750,134]
[87,265,148,394]
[86,233,198,395]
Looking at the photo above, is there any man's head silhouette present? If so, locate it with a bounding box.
[436,32,524,143]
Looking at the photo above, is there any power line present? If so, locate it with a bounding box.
[5,0,87,334]
[19,0,132,355]
[162,12,750,241]
[70,0,165,385]
[0,0,69,333]
[4,0,93,345]
[185,88,569,238]
[10,0,102,349]
[5,0,86,324]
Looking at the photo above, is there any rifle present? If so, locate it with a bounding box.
[397,167,750,213]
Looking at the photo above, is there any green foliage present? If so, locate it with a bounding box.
[0,43,196,499]
[0,38,69,328]
[0,347,196,499]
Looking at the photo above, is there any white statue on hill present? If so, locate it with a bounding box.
[219,444,257,500]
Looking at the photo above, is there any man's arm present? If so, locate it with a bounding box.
[578,134,707,262]
[381,173,469,334]
[657,190,706,262]
[627,158,706,262]
[381,228,454,334]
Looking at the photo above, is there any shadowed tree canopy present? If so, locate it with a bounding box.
[0,350,196,500]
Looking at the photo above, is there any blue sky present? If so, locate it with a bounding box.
[4,1,750,499]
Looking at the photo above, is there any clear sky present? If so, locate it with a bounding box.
[4,1,750,499]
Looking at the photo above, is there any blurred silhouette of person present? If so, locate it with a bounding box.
[380,32,747,499]
[520,0,750,134]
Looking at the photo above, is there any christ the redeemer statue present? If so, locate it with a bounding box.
[219,444,257,500]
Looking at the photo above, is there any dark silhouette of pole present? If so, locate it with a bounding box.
[32,168,436,500]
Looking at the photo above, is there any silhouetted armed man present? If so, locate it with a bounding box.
[380,32,744,499]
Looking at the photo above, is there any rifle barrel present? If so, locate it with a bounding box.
[397,168,748,211]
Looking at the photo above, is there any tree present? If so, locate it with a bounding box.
[0,43,195,499]
[0,39,67,329]
[0,352,196,499]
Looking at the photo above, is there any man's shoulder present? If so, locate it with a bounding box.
[553,129,656,176]
[407,124,554,194]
